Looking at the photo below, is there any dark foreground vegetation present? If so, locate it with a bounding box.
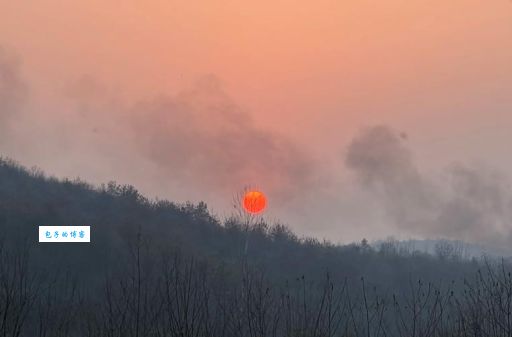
[1,157,512,337]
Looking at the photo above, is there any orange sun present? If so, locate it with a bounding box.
[243,190,267,214]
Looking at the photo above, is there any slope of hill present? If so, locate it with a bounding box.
[0,157,479,287]
[2,156,510,337]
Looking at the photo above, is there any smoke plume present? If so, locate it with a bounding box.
[346,125,512,250]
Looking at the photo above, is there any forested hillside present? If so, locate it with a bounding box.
[1,157,511,337]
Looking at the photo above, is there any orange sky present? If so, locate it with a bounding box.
[1,0,512,242]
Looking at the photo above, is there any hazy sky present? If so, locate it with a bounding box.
[1,0,512,246]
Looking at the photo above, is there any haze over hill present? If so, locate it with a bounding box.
[2,46,512,251]
[1,0,512,245]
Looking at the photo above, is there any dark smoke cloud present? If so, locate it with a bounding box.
[0,45,319,212]
[128,75,319,205]
[346,125,512,250]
